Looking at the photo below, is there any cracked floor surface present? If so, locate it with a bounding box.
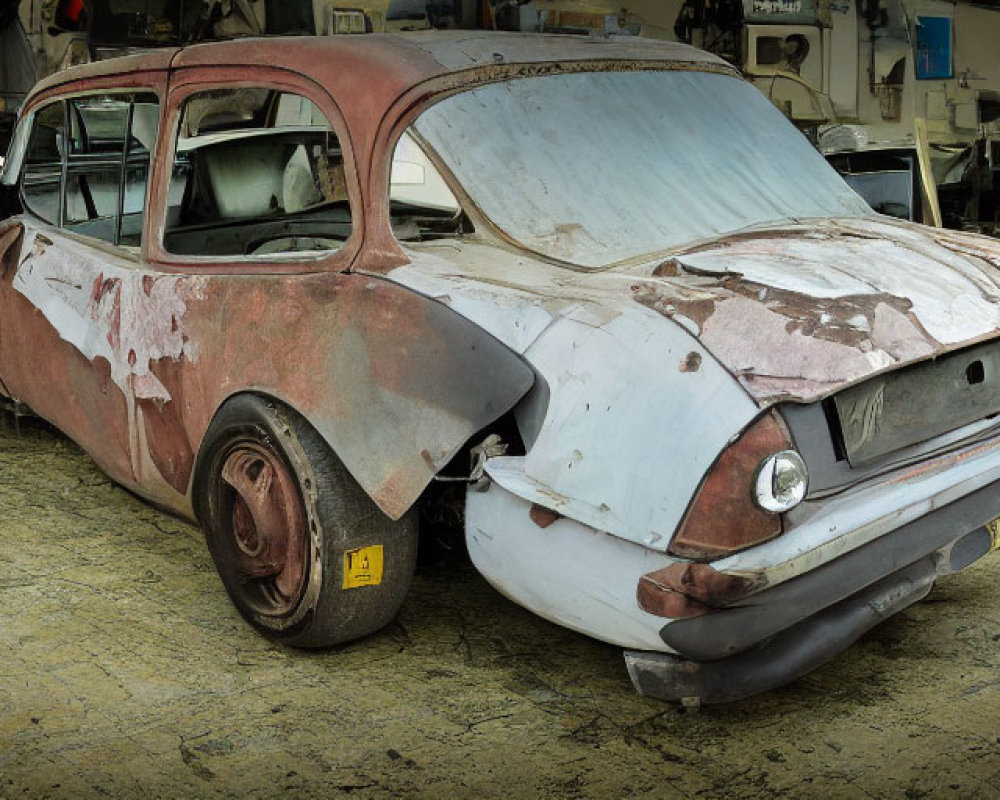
[1,417,999,799]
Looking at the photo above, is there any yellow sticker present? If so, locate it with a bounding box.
[988,519,1000,552]
[343,545,384,589]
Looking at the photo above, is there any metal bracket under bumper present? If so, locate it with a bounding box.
[624,555,938,705]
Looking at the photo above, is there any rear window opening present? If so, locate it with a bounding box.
[389,130,471,243]
[163,89,352,258]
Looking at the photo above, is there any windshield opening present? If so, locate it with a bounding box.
[412,69,872,268]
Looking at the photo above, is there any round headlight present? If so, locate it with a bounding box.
[754,450,808,513]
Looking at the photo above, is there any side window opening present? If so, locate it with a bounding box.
[19,92,159,247]
[122,100,159,246]
[64,97,129,242]
[389,129,471,242]
[163,88,351,258]
[22,102,66,225]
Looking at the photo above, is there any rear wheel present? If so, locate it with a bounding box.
[197,395,418,647]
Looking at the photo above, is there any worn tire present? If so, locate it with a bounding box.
[196,394,418,648]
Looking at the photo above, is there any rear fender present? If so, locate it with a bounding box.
[187,274,535,520]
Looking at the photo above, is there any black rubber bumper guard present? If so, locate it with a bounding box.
[624,478,1000,705]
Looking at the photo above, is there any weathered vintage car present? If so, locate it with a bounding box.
[2,32,1000,704]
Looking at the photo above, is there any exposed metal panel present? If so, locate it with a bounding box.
[834,340,1000,465]
[177,271,536,519]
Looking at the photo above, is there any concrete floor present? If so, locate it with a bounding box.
[2,416,1000,799]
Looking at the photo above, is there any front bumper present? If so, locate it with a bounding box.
[625,479,1000,704]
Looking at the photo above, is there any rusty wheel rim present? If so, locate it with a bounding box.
[219,442,307,617]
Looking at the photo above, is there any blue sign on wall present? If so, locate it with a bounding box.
[916,16,953,80]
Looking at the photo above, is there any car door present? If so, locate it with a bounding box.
[0,64,374,517]
[0,85,174,501]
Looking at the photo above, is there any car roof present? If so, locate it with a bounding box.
[26,31,732,109]
[28,47,178,100]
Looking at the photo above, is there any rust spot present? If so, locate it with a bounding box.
[142,274,155,296]
[635,581,711,619]
[640,561,757,606]
[631,283,717,331]
[885,436,1000,486]
[653,258,680,277]
[637,561,760,618]
[139,395,195,494]
[461,59,737,89]
[636,276,920,350]
[91,273,118,303]
[0,221,23,276]
[679,351,702,373]
[420,449,436,470]
[107,287,122,350]
[529,503,561,528]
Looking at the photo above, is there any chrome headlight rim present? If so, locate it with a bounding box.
[754,450,808,513]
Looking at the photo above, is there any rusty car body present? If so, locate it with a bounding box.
[3,32,1000,703]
